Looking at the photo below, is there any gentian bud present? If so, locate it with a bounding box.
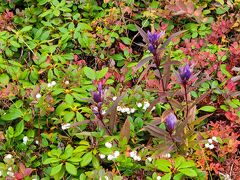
[165,113,177,134]
[178,64,191,85]
[147,30,165,54]
[92,92,102,103]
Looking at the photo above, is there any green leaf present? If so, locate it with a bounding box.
[173,173,184,180]
[220,64,232,78]
[65,162,77,176]
[111,54,125,61]
[80,152,92,167]
[21,26,32,32]
[60,145,74,159]
[1,109,22,121]
[179,168,197,177]
[84,67,96,80]
[174,156,185,169]
[199,106,216,112]
[120,37,131,45]
[63,111,75,122]
[96,67,108,80]
[43,158,61,164]
[0,73,9,86]
[161,173,172,180]
[178,161,195,169]
[14,120,24,137]
[155,159,171,172]
[10,40,21,48]
[65,94,74,105]
[50,163,63,176]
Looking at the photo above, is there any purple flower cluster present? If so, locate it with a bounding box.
[165,113,177,134]
[178,64,191,85]
[147,31,165,54]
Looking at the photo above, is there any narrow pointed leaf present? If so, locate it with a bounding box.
[135,24,149,43]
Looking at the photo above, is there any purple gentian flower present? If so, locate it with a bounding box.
[178,64,191,85]
[92,82,103,103]
[165,113,177,134]
[147,31,165,54]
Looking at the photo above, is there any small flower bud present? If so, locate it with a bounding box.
[105,142,112,148]
[165,113,177,133]
[178,64,191,85]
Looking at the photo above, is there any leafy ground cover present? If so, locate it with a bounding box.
[0,0,239,179]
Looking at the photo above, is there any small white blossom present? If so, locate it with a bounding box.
[143,101,150,110]
[105,142,112,148]
[209,144,215,149]
[130,108,136,113]
[107,155,114,161]
[157,176,162,180]
[7,167,12,171]
[208,139,213,144]
[99,154,106,159]
[151,106,156,111]
[104,176,109,180]
[112,96,117,101]
[65,80,70,85]
[47,83,52,87]
[51,81,56,86]
[147,157,152,162]
[117,106,122,111]
[102,110,106,115]
[7,171,14,177]
[136,102,142,108]
[120,108,126,113]
[126,110,131,114]
[205,143,210,148]
[23,136,29,145]
[35,140,39,145]
[0,170,2,176]
[134,155,141,161]
[113,151,120,158]
[61,123,71,130]
[166,153,171,158]
[212,136,218,143]
[129,151,137,158]
[36,93,41,99]
[5,154,13,159]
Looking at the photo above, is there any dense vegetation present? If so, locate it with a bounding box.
[0,0,239,179]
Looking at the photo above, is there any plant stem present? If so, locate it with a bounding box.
[184,83,189,119]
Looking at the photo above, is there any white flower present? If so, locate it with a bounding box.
[166,153,171,158]
[205,143,210,148]
[107,155,114,161]
[121,108,126,113]
[65,80,70,85]
[212,136,218,143]
[23,136,29,145]
[102,110,106,115]
[113,151,120,158]
[0,170,2,176]
[36,93,41,99]
[61,123,71,130]
[136,102,142,108]
[105,142,112,148]
[143,101,150,110]
[51,81,56,86]
[157,176,162,180]
[7,167,12,171]
[134,155,141,161]
[151,106,156,111]
[112,96,117,101]
[129,151,137,158]
[130,108,136,113]
[5,154,13,159]
[99,154,106,159]
[126,110,131,114]
[47,83,52,87]
[209,144,215,149]
[35,140,39,145]
[147,157,152,162]
[104,176,109,180]
[117,106,122,111]
[208,139,213,144]
[7,171,14,177]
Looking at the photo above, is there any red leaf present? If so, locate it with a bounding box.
[225,111,238,122]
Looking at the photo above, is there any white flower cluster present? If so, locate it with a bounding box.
[105,142,112,148]
[62,123,71,130]
[205,136,218,150]
[23,136,29,145]
[157,176,162,180]
[6,167,14,177]
[47,81,56,88]
[129,151,141,161]
[107,151,120,160]
[117,106,136,114]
